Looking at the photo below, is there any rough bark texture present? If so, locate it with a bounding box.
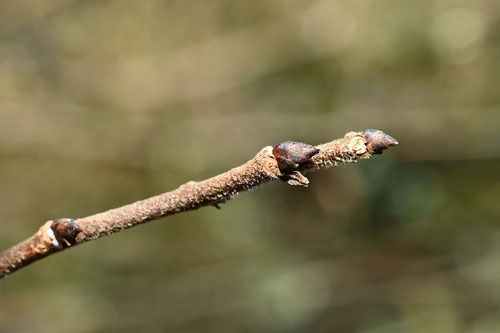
[0,130,397,279]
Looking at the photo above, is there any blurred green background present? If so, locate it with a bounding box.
[0,0,499,332]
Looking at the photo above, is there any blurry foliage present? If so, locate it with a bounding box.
[0,0,499,332]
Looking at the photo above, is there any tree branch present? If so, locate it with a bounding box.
[0,129,397,279]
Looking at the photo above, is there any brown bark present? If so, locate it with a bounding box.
[0,129,397,279]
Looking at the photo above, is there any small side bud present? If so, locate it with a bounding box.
[272,141,320,187]
[50,218,82,247]
[363,129,398,155]
[272,141,320,172]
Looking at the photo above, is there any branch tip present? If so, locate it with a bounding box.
[362,129,398,155]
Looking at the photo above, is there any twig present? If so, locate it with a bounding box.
[0,129,397,279]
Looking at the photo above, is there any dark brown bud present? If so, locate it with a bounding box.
[50,218,82,247]
[272,141,320,172]
[363,129,398,155]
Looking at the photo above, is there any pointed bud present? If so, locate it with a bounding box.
[363,129,398,155]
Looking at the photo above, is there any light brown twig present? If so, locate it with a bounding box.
[0,129,397,279]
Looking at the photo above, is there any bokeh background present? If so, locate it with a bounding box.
[0,0,499,332]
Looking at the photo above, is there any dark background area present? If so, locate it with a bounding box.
[0,1,499,332]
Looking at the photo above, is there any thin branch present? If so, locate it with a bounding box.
[0,129,397,279]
